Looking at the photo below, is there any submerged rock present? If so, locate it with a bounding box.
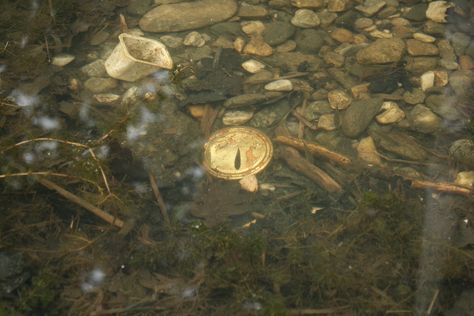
[356,38,405,64]
[407,104,442,134]
[139,0,238,32]
[370,130,429,161]
[449,139,474,168]
[341,97,382,138]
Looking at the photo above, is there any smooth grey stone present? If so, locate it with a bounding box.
[341,97,382,138]
[84,77,117,93]
[402,3,427,21]
[263,21,295,46]
[81,59,107,77]
[404,57,439,74]
[403,88,425,105]
[451,32,471,56]
[370,129,429,161]
[449,70,473,97]
[294,29,327,53]
[425,95,462,121]
[210,22,243,37]
[449,139,474,168]
[139,0,238,33]
[127,0,153,15]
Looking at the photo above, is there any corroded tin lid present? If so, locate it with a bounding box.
[203,127,273,180]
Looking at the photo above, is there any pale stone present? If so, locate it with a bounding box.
[291,9,320,28]
[370,29,393,39]
[187,105,206,119]
[276,40,297,53]
[222,110,254,125]
[241,60,265,73]
[328,89,351,110]
[357,136,382,166]
[376,101,405,124]
[330,28,353,43]
[241,21,265,36]
[426,1,453,23]
[291,0,324,8]
[51,54,75,67]
[351,83,370,99]
[421,71,435,91]
[94,93,120,104]
[121,86,139,107]
[433,70,448,87]
[264,79,293,91]
[317,113,336,131]
[243,36,273,56]
[239,174,259,192]
[408,104,442,133]
[183,31,206,47]
[234,37,245,53]
[413,32,436,43]
[391,17,410,26]
[454,171,474,188]
[328,0,349,12]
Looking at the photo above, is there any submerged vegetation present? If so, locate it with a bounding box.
[0,0,473,315]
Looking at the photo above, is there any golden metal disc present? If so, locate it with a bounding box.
[203,127,273,180]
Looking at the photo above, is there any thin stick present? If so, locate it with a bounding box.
[426,288,439,315]
[292,110,318,131]
[48,0,55,23]
[38,178,124,228]
[281,147,342,193]
[275,135,352,167]
[0,171,101,191]
[149,173,170,225]
[287,305,350,315]
[411,179,473,196]
[2,137,111,194]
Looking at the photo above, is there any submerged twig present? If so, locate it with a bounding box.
[426,288,440,315]
[149,173,170,226]
[2,137,111,194]
[38,178,124,228]
[275,135,352,167]
[280,146,342,193]
[287,305,350,315]
[410,179,473,196]
[0,171,101,191]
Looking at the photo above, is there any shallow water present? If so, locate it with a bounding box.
[0,0,473,314]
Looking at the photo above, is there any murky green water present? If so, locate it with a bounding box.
[0,0,473,314]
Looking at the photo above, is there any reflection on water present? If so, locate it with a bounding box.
[0,0,473,314]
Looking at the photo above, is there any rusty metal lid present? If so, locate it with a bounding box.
[203,127,273,180]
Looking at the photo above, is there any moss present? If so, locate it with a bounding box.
[18,267,61,314]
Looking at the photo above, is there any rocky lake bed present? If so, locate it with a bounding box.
[0,0,473,314]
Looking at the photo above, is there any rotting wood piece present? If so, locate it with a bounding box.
[280,146,342,193]
[275,135,352,167]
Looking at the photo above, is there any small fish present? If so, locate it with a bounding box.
[234,147,241,170]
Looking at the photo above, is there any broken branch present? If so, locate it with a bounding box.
[275,135,352,167]
[280,146,342,193]
[38,178,124,228]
